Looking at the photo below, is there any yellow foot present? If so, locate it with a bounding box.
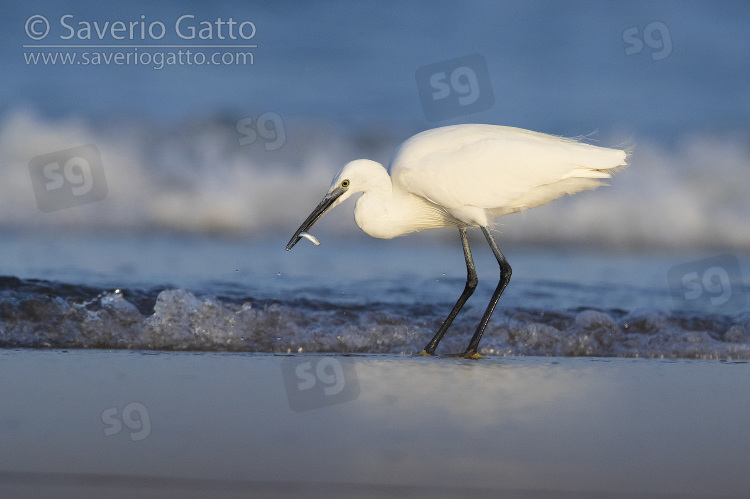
[464,351,485,360]
[416,350,433,357]
[445,351,485,360]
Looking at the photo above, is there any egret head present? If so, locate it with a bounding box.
[286,159,381,250]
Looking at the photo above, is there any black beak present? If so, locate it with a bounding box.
[286,186,347,251]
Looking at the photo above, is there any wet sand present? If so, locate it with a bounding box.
[0,350,748,498]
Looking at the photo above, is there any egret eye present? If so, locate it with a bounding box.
[341,180,350,188]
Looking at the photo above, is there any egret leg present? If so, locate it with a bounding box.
[463,227,512,358]
[420,227,478,355]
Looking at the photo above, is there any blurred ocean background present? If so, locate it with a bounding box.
[1,0,749,356]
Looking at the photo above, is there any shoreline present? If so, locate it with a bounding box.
[1,350,747,498]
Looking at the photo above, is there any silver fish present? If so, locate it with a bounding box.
[299,231,320,246]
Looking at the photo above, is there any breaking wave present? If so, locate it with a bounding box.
[1,110,749,250]
[2,277,749,359]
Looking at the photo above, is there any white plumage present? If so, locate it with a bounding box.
[321,124,626,239]
[286,124,628,358]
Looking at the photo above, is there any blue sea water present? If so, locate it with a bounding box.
[1,1,749,356]
[0,232,748,358]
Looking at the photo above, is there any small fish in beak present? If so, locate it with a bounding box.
[286,183,349,251]
[299,231,320,246]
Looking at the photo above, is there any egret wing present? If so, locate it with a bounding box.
[390,125,626,219]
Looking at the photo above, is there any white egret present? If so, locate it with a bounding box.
[286,124,628,358]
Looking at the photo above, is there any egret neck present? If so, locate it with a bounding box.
[351,160,454,239]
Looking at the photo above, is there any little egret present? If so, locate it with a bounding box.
[286,124,628,358]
